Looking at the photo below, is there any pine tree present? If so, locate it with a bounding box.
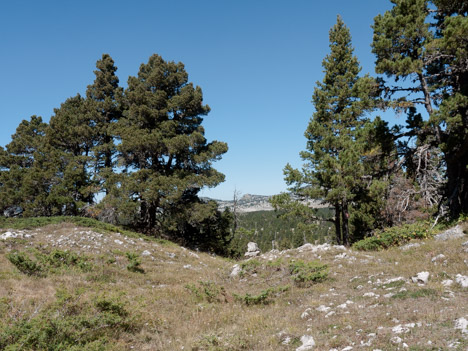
[273,17,387,245]
[46,95,95,215]
[113,54,228,241]
[85,54,124,195]
[0,116,49,215]
[372,0,468,218]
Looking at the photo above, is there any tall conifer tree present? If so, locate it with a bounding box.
[86,54,123,195]
[115,54,228,235]
[273,17,386,245]
[372,0,468,217]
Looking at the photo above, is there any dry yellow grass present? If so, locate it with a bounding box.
[0,221,467,350]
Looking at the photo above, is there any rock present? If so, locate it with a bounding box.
[301,308,312,319]
[141,250,151,256]
[455,274,468,288]
[390,336,402,344]
[431,254,446,263]
[454,317,468,334]
[296,335,315,351]
[245,242,261,257]
[411,271,429,285]
[435,225,465,241]
[363,292,380,298]
[114,239,123,245]
[0,231,18,240]
[442,279,454,287]
[230,264,241,277]
[400,242,421,251]
[316,305,331,312]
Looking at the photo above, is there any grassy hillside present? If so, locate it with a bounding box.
[0,217,467,350]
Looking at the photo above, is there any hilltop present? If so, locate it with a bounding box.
[0,218,467,350]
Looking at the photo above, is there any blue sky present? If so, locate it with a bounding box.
[0,0,394,200]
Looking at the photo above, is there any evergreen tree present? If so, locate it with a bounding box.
[85,54,124,195]
[273,17,388,245]
[46,95,95,215]
[372,0,468,218]
[0,116,49,215]
[112,54,228,241]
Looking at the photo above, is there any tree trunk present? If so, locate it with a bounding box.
[334,203,342,245]
[445,156,468,218]
[341,201,349,246]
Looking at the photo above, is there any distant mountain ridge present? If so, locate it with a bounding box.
[204,194,327,213]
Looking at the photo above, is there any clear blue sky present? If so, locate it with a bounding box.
[0,0,394,200]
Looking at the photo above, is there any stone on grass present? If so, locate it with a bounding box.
[435,225,465,241]
[442,279,454,287]
[230,264,241,277]
[245,242,261,257]
[411,271,429,285]
[296,335,315,351]
[455,274,468,288]
[454,317,468,334]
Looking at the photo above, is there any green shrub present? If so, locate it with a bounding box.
[289,260,328,285]
[185,281,226,303]
[0,291,138,350]
[6,251,44,276]
[233,285,289,306]
[7,249,91,276]
[352,221,435,251]
[125,252,144,273]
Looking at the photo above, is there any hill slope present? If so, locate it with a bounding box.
[0,219,467,350]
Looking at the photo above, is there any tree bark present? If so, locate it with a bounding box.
[334,203,342,245]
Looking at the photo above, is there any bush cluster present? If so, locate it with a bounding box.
[352,221,435,251]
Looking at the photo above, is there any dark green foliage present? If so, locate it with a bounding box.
[228,209,333,258]
[372,0,468,218]
[352,221,435,251]
[6,249,91,276]
[86,54,124,196]
[233,286,289,306]
[0,116,50,216]
[0,53,229,254]
[0,290,137,351]
[185,281,226,303]
[6,251,44,276]
[125,252,144,273]
[275,17,392,245]
[289,260,328,286]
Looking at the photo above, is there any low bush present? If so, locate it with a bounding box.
[0,291,138,350]
[6,251,44,276]
[352,221,435,251]
[289,259,328,286]
[185,281,227,303]
[233,285,289,306]
[7,249,91,276]
[125,252,144,273]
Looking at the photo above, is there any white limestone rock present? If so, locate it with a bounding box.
[296,335,315,351]
[245,242,261,257]
[412,271,430,285]
[454,317,468,334]
[455,274,468,288]
[230,264,241,277]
